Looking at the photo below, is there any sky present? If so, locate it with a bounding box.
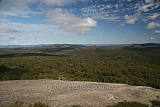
[0,0,160,45]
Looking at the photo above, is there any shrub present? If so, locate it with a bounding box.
[29,102,50,107]
[108,101,149,107]
[2,75,10,81]
[1,102,49,107]
[8,102,25,107]
[72,105,83,107]
[150,100,160,107]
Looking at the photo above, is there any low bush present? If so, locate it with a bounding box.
[108,101,149,107]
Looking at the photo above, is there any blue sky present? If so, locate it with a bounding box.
[0,0,160,45]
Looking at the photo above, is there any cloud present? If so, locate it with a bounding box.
[0,19,60,40]
[10,40,17,44]
[43,0,89,6]
[0,34,6,37]
[0,0,41,17]
[148,13,160,20]
[81,0,159,24]
[0,0,34,9]
[145,0,154,3]
[138,3,155,12]
[124,13,141,24]
[8,37,16,40]
[0,19,81,43]
[0,10,41,17]
[0,28,21,36]
[121,24,125,26]
[0,0,90,11]
[28,34,47,39]
[150,37,156,40]
[155,30,160,33]
[149,35,160,40]
[81,4,121,21]
[137,1,159,13]
[47,8,97,33]
[98,33,103,35]
[0,28,21,34]
[146,22,160,29]
[105,16,120,22]
[127,0,132,2]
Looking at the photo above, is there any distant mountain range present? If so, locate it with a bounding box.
[0,44,84,49]
[0,45,36,48]
[0,43,159,48]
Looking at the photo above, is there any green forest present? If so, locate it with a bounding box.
[0,44,160,89]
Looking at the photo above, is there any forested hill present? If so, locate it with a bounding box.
[0,44,160,89]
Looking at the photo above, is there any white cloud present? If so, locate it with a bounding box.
[47,8,97,33]
[98,33,103,35]
[0,19,83,44]
[124,14,141,24]
[149,35,160,40]
[137,2,159,13]
[10,40,17,44]
[0,0,90,10]
[0,10,41,17]
[0,19,61,39]
[148,13,160,20]
[138,3,155,12]
[148,35,160,41]
[127,0,132,2]
[121,24,125,26]
[8,37,16,40]
[0,0,41,17]
[150,37,156,40]
[0,0,36,9]
[43,0,89,6]
[0,33,7,37]
[145,0,154,3]
[146,22,160,29]
[105,16,120,21]
[155,30,160,33]
[28,34,47,39]
[81,4,121,21]
[0,28,21,36]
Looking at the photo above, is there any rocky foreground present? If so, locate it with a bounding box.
[0,80,160,107]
